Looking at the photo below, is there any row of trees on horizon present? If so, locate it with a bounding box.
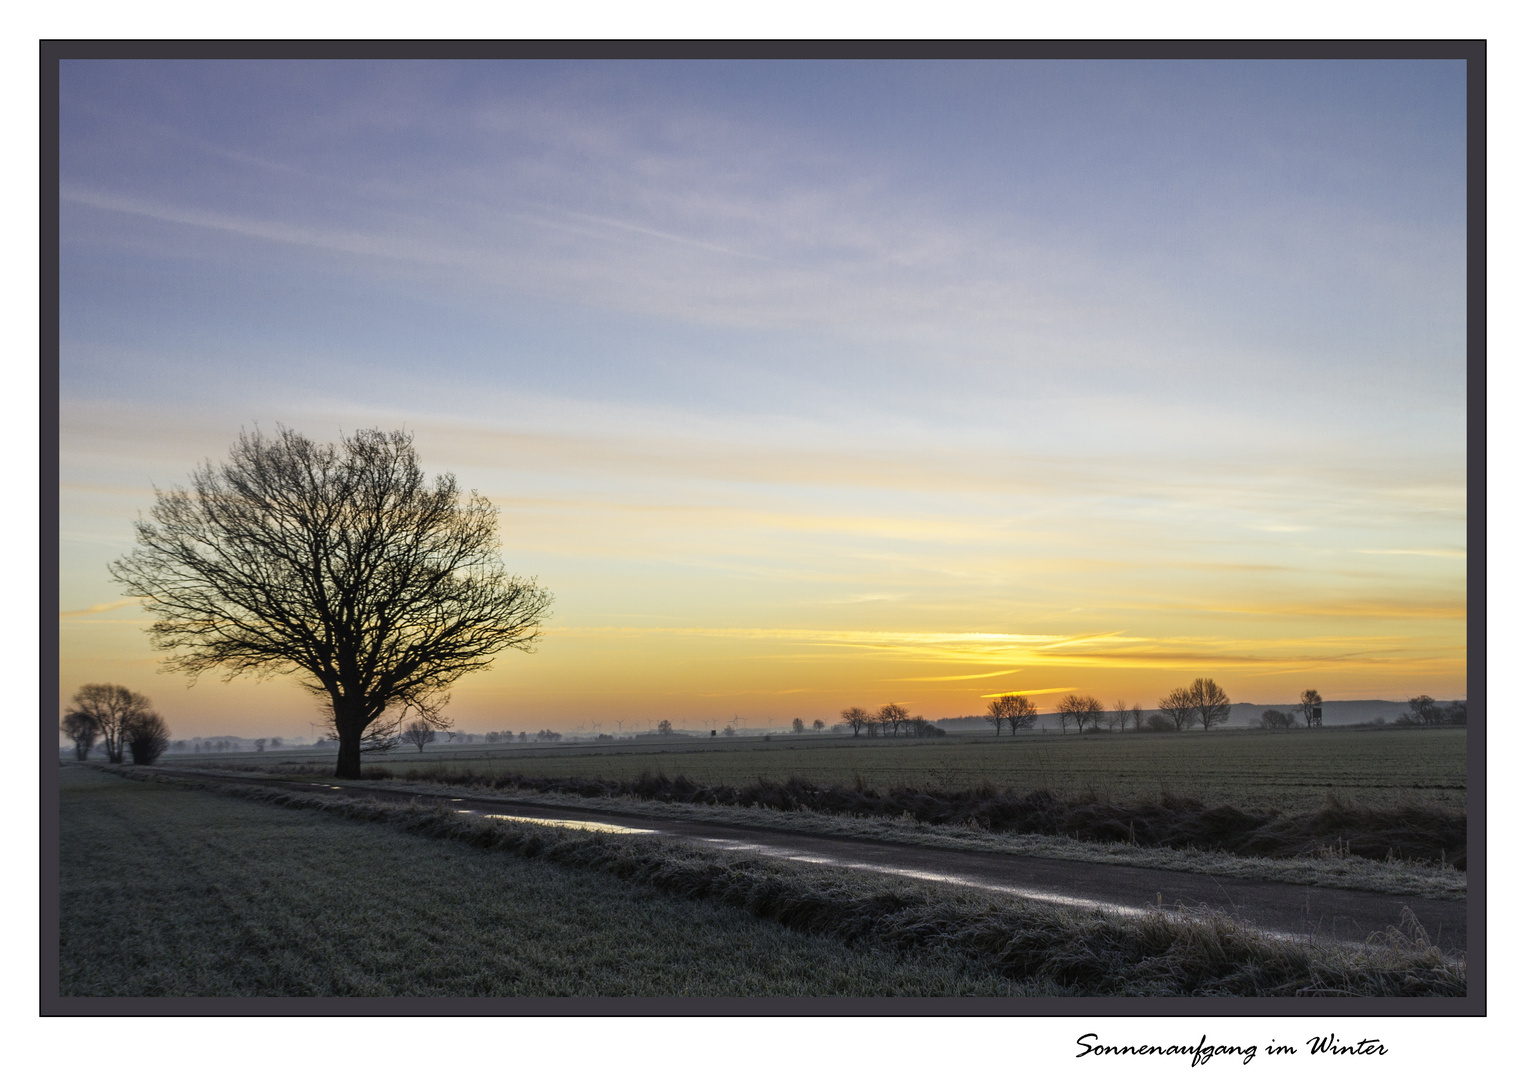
[837,704,947,738]
[978,679,1234,735]
[61,681,1470,758]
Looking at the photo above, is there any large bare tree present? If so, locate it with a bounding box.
[110,428,553,779]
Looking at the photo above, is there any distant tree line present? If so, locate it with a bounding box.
[830,678,1299,737]
[1257,690,1466,731]
[838,704,946,738]
[1394,695,1467,726]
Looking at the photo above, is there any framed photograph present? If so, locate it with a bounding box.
[45,44,1480,1022]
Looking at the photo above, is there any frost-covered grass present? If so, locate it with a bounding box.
[95,769,1465,997]
[58,768,1039,997]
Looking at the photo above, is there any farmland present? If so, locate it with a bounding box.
[235,727,1466,814]
[58,768,1465,996]
[57,768,1036,996]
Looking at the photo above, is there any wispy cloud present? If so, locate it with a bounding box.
[979,687,1077,699]
[894,668,1023,682]
[59,597,142,619]
[1356,548,1468,559]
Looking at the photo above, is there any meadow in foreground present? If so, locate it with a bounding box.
[61,768,1465,997]
[58,768,1040,997]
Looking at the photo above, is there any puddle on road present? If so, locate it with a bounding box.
[468,811,654,835]
[691,836,1159,919]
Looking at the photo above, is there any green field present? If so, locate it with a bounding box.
[232,727,1467,813]
[57,767,1037,996]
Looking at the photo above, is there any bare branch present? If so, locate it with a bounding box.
[110,427,553,778]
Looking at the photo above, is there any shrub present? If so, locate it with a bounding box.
[1259,709,1297,731]
[124,711,170,765]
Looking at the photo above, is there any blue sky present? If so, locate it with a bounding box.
[57,59,1468,734]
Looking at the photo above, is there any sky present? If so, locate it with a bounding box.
[56,59,1468,738]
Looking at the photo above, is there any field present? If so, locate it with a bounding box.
[222,727,1467,814]
[58,768,1037,996]
[58,768,1465,997]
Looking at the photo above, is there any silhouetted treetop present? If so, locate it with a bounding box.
[110,427,553,779]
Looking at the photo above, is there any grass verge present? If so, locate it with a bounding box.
[103,768,1466,996]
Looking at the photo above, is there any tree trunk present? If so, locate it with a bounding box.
[335,725,363,779]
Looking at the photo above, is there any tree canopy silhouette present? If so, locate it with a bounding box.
[110,427,553,778]
[1187,677,1232,730]
[65,684,153,763]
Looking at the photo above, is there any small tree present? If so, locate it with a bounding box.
[1111,699,1131,734]
[1055,694,1101,734]
[840,706,870,737]
[270,737,283,748]
[1299,689,1323,728]
[60,711,99,761]
[877,703,910,737]
[1008,695,1038,733]
[1444,700,1467,725]
[124,711,170,765]
[1188,678,1232,731]
[1158,687,1195,732]
[986,697,1009,734]
[403,720,436,752]
[722,724,736,737]
[657,719,674,735]
[254,738,267,752]
[1128,703,1145,732]
[66,684,155,764]
[813,718,825,732]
